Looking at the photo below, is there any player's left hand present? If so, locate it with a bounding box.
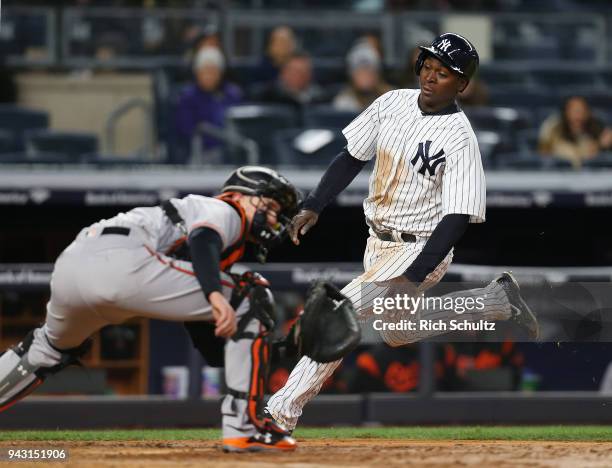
[208,291,237,338]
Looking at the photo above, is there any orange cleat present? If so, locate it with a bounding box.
[222,432,297,453]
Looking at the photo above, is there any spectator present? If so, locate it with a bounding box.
[333,43,394,112]
[356,32,385,62]
[253,51,327,110]
[400,45,488,106]
[254,26,298,84]
[538,96,612,168]
[183,24,222,63]
[173,47,242,164]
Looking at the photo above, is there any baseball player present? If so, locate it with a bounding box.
[0,166,299,453]
[265,33,539,434]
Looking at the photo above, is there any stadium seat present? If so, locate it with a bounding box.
[303,106,358,130]
[582,153,612,169]
[545,157,573,170]
[601,70,612,87]
[474,130,507,168]
[465,107,533,135]
[516,128,540,154]
[477,67,529,87]
[0,105,49,151]
[25,130,98,161]
[80,153,152,166]
[0,152,75,164]
[494,41,561,61]
[488,88,561,108]
[273,127,345,167]
[495,152,546,170]
[579,91,612,110]
[0,152,27,164]
[0,129,13,154]
[534,107,558,127]
[225,104,299,165]
[531,70,599,90]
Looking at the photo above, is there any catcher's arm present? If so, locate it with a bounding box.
[189,227,236,338]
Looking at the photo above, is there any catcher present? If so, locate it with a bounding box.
[0,166,310,453]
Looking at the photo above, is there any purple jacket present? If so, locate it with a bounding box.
[174,82,243,150]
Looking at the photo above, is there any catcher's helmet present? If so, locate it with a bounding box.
[222,166,300,218]
[415,33,479,81]
[222,166,301,262]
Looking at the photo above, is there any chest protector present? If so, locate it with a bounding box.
[161,195,249,271]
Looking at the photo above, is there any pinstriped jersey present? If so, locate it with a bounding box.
[342,89,486,236]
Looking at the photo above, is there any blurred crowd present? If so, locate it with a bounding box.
[1,5,611,169]
[5,0,611,12]
[170,24,611,168]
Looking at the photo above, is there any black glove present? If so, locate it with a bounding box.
[296,281,361,363]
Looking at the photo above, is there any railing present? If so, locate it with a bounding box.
[191,121,259,165]
[0,7,56,67]
[395,11,608,65]
[1,7,610,68]
[222,9,395,66]
[61,7,220,69]
[104,97,155,158]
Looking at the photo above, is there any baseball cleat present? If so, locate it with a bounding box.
[263,407,293,436]
[495,271,540,340]
[222,431,297,453]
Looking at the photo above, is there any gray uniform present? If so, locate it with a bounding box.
[7,195,261,439]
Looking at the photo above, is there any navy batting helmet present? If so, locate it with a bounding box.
[415,33,479,81]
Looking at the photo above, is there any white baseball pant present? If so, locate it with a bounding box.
[266,234,511,430]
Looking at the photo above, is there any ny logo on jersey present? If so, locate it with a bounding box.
[437,39,452,52]
[411,141,446,176]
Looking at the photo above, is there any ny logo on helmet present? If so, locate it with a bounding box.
[411,141,446,176]
[437,39,452,52]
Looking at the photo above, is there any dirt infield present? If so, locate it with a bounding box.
[1,439,611,467]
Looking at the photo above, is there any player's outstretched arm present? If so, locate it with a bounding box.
[290,147,368,245]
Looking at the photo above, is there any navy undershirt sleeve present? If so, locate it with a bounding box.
[302,147,368,213]
[403,214,470,283]
[188,227,223,300]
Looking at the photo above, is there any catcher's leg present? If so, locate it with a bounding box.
[0,327,91,412]
[0,236,117,412]
[221,283,296,453]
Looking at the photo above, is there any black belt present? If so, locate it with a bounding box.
[373,230,416,243]
[101,226,131,236]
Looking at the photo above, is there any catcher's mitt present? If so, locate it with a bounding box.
[296,281,361,363]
